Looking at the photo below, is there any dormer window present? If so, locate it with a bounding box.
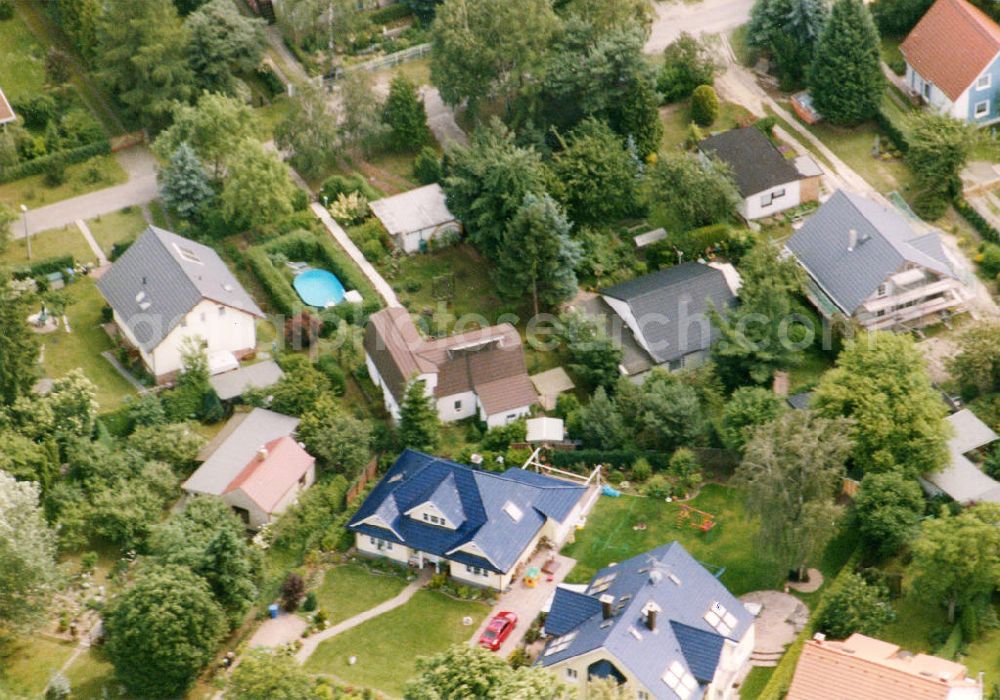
[704,601,738,637]
[502,501,523,523]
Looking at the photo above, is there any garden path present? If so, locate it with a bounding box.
[294,567,431,663]
[15,146,158,237]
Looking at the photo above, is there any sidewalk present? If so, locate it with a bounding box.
[309,203,402,308]
[16,146,158,237]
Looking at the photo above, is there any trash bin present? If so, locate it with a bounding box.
[268,603,279,619]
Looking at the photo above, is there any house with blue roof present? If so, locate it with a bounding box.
[347,450,590,590]
[538,542,755,700]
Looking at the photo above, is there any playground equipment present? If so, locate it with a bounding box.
[523,566,541,588]
[676,504,717,533]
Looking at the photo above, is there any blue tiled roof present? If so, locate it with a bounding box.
[348,450,586,574]
[538,542,754,700]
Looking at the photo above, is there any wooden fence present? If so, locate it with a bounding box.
[347,457,380,504]
[110,131,146,152]
[343,42,431,74]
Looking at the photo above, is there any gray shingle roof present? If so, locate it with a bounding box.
[539,542,754,699]
[208,360,285,401]
[601,263,737,365]
[699,127,802,197]
[369,184,457,237]
[182,408,299,496]
[97,227,263,352]
[786,191,956,315]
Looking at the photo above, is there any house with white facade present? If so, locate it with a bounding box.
[369,184,462,254]
[97,226,263,383]
[348,449,589,590]
[538,542,755,700]
[901,0,1000,126]
[786,190,972,330]
[364,307,538,428]
[182,408,316,529]
[699,127,822,220]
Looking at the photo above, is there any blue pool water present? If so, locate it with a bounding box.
[293,268,346,307]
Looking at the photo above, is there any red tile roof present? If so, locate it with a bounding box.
[0,88,15,125]
[225,436,315,513]
[787,634,981,700]
[900,0,1000,101]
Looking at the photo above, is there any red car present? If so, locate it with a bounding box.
[479,611,518,651]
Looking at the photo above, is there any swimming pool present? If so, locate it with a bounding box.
[293,268,346,307]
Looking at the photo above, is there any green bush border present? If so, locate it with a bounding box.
[0,140,111,183]
[955,197,1000,244]
[758,548,862,700]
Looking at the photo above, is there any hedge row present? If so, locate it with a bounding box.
[0,139,111,183]
[245,246,300,316]
[955,197,1000,244]
[368,2,412,25]
[758,549,862,700]
[875,107,909,154]
[10,254,75,280]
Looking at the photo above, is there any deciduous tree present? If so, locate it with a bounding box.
[947,321,1000,397]
[814,332,948,477]
[228,648,318,700]
[737,410,852,578]
[297,394,372,474]
[274,82,340,179]
[908,504,1000,624]
[719,386,788,451]
[0,471,58,633]
[658,33,716,103]
[154,92,255,178]
[905,113,973,219]
[220,140,298,230]
[405,645,567,700]
[338,71,388,155]
[104,564,226,698]
[816,572,896,639]
[495,193,582,315]
[808,0,884,126]
[186,0,266,95]
[853,471,924,560]
[644,151,740,229]
[558,309,624,392]
[399,379,440,451]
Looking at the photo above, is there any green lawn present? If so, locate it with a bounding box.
[740,666,775,700]
[370,56,432,89]
[304,589,489,696]
[661,100,756,152]
[880,36,905,75]
[42,277,138,411]
[314,562,409,625]
[0,224,95,267]
[63,648,117,700]
[379,243,519,329]
[0,9,46,102]
[0,636,76,698]
[254,97,294,142]
[562,484,784,595]
[87,207,148,256]
[0,155,128,209]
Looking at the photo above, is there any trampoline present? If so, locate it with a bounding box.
[293,268,346,307]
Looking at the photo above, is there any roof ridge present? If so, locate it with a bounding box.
[951,0,1000,46]
[146,226,217,307]
[804,641,964,689]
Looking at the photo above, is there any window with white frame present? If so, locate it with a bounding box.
[662,661,698,700]
[975,100,990,117]
[566,668,578,680]
[704,601,738,637]
[544,631,578,656]
[877,283,887,297]
[454,399,462,411]
[760,193,774,207]
[978,74,992,90]
[465,564,488,577]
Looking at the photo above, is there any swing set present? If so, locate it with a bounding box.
[676,504,717,533]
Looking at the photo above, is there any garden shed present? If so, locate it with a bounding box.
[369,184,461,254]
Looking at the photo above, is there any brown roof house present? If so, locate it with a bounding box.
[787,633,983,700]
[364,308,538,428]
[901,0,1000,125]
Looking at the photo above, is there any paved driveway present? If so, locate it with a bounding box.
[469,551,577,659]
[645,0,755,54]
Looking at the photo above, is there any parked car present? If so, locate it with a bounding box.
[479,611,518,651]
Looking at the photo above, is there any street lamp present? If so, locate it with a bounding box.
[19,204,30,261]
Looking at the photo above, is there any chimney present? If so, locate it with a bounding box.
[599,594,614,620]
[847,228,858,252]
[642,601,661,632]
[813,632,826,643]
[257,447,269,461]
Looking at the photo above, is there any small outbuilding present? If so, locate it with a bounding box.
[0,87,14,127]
[209,360,285,401]
[369,183,461,254]
[921,408,1000,504]
[526,417,565,444]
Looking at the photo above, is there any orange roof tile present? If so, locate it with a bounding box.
[900,0,1000,102]
[787,634,981,700]
[225,436,315,513]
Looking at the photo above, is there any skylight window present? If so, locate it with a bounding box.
[704,601,738,636]
[544,631,578,656]
[502,501,523,523]
[662,661,698,700]
[173,243,202,264]
[587,572,617,594]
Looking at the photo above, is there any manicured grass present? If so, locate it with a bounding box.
[254,97,294,142]
[370,56,432,88]
[879,591,948,654]
[314,562,409,624]
[41,277,138,411]
[0,155,128,208]
[380,243,518,329]
[961,605,1000,688]
[305,589,489,696]
[0,224,95,267]
[0,636,76,698]
[148,199,171,229]
[660,100,756,153]
[740,666,775,700]
[63,648,117,700]
[562,484,784,595]
[0,10,46,102]
[87,207,148,256]
[880,36,905,75]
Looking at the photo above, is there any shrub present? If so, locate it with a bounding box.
[753,116,777,136]
[658,33,715,103]
[14,93,57,129]
[316,355,346,395]
[815,572,896,639]
[369,2,412,24]
[955,198,1000,243]
[979,243,1000,277]
[42,155,67,187]
[632,458,652,483]
[245,247,299,316]
[302,591,318,612]
[0,140,111,184]
[645,475,672,498]
[281,572,306,611]
[320,174,379,203]
[0,0,13,21]
[691,85,720,127]
[413,146,442,184]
